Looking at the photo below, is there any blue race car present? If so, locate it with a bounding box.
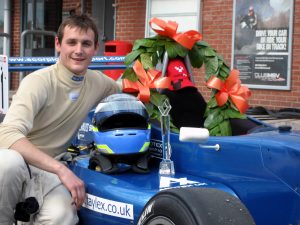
[6,55,299,225]
[69,93,300,225]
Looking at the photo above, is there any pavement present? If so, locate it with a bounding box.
[251,114,300,131]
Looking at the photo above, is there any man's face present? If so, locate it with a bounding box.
[55,26,99,75]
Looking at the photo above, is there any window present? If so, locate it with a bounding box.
[23,0,44,31]
[145,0,201,37]
[21,0,62,56]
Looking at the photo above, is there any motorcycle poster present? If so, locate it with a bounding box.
[232,0,294,90]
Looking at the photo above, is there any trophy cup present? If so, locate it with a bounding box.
[158,98,175,176]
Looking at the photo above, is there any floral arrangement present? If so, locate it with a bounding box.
[121,18,251,136]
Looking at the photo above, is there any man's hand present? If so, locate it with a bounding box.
[11,138,86,209]
[57,164,86,209]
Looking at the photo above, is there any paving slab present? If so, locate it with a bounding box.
[251,115,300,130]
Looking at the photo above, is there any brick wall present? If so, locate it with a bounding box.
[115,0,300,110]
[8,0,300,110]
[115,0,146,42]
[10,0,21,90]
[63,0,81,14]
[63,0,92,15]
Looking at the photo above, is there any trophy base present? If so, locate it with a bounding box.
[159,160,175,176]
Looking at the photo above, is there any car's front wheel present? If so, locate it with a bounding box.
[137,187,255,225]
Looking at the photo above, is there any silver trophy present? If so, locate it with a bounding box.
[158,98,175,176]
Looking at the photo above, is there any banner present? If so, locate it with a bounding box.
[232,0,294,90]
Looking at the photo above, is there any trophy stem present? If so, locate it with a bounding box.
[158,100,175,176]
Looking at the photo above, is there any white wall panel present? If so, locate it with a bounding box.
[146,0,201,37]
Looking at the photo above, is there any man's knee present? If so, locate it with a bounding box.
[34,185,78,225]
[40,205,78,225]
[0,149,27,173]
[0,149,28,184]
[0,149,28,225]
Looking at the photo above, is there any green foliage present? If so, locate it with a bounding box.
[140,53,154,70]
[122,35,247,136]
[132,39,156,50]
[122,68,138,82]
[124,49,145,65]
[165,42,178,58]
[188,45,204,68]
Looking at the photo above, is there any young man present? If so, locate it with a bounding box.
[0,14,119,224]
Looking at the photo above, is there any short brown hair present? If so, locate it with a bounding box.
[57,14,99,47]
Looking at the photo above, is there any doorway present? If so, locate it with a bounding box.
[92,0,115,55]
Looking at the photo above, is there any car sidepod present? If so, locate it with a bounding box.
[151,125,300,225]
[71,156,240,225]
[71,121,300,225]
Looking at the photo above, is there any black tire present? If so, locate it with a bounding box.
[137,187,255,225]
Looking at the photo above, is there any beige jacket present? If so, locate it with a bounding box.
[0,61,119,157]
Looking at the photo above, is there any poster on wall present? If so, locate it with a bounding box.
[232,0,294,90]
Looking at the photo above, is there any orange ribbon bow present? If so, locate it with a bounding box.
[149,17,202,50]
[206,69,251,114]
[122,60,171,103]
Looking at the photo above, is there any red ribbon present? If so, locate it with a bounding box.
[149,17,202,50]
[206,69,251,114]
[122,60,171,103]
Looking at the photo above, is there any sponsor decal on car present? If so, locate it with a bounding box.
[159,176,207,190]
[149,139,163,158]
[83,193,134,220]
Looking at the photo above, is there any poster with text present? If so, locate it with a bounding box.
[232,0,294,90]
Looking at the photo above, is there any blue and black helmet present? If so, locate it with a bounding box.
[92,93,151,156]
